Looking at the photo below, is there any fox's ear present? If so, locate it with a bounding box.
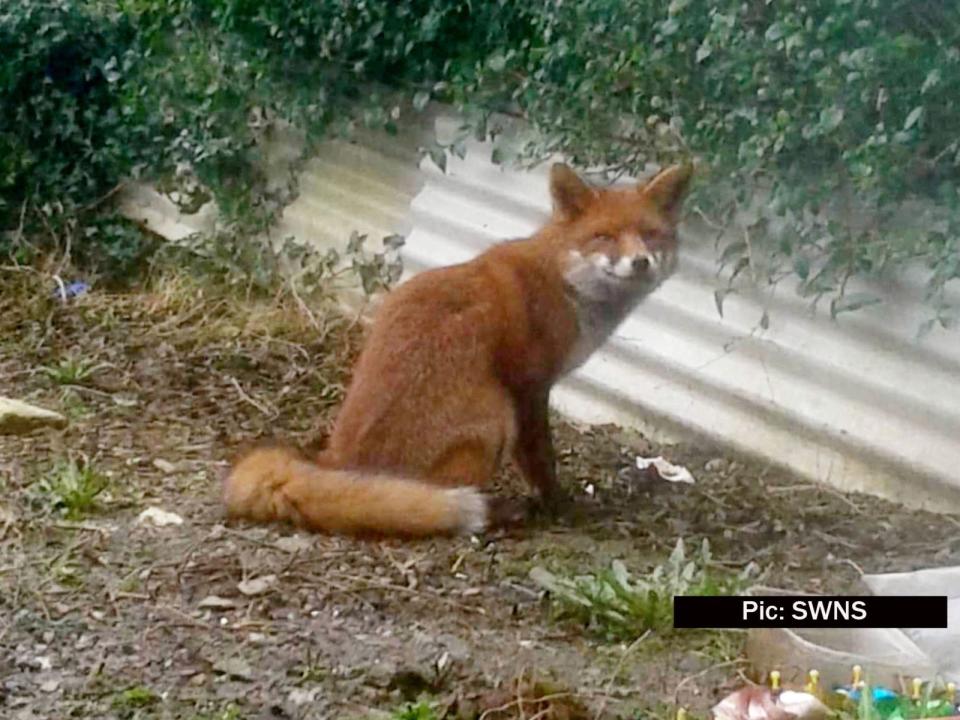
[640,163,694,217]
[549,163,594,221]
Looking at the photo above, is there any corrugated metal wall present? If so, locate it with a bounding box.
[121,110,960,514]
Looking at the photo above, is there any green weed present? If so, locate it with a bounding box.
[530,538,757,640]
[41,357,104,386]
[36,458,109,519]
[390,702,438,720]
[112,685,159,713]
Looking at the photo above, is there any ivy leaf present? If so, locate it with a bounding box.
[427,145,447,173]
[830,292,882,318]
[720,240,747,265]
[904,106,924,130]
[487,52,507,72]
[730,256,750,281]
[412,91,430,112]
[793,255,810,281]
[714,288,733,318]
[819,106,844,132]
[382,234,405,251]
[695,40,712,63]
[764,22,785,43]
[921,69,941,95]
[346,231,366,255]
[659,18,679,36]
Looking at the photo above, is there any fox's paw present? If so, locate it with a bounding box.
[486,496,534,530]
[531,487,573,519]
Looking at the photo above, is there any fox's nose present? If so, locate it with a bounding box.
[632,256,651,273]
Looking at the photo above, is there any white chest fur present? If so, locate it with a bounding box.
[560,250,667,374]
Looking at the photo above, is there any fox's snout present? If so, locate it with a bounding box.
[578,244,670,282]
[562,240,677,304]
[600,252,652,280]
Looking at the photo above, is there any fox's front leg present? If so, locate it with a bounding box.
[512,387,567,511]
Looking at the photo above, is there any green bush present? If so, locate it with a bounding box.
[0,3,142,230]
[2,1,958,326]
[0,0,525,280]
[450,0,960,328]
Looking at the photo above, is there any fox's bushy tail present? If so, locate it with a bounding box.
[221,445,488,537]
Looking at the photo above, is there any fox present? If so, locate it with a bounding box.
[222,161,693,538]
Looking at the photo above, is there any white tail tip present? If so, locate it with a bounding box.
[446,487,488,536]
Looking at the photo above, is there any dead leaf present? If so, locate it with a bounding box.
[198,595,238,610]
[237,575,277,596]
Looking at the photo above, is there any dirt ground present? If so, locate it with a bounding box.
[2,269,959,720]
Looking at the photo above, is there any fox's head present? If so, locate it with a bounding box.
[548,162,693,304]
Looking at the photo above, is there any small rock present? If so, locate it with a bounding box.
[136,507,184,527]
[237,575,277,597]
[38,678,60,693]
[438,634,471,662]
[274,535,314,554]
[198,595,238,610]
[366,660,398,686]
[212,657,254,682]
[0,397,67,436]
[288,688,320,706]
[152,458,178,474]
[704,458,727,473]
[0,503,17,525]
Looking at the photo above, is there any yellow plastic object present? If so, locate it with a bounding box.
[770,671,781,691]
[911,677,923,701]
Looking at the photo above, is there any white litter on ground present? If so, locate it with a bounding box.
[136,507,184,527]
[635,455,696,484]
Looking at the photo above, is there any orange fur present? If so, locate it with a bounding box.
[222,162,694,537]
